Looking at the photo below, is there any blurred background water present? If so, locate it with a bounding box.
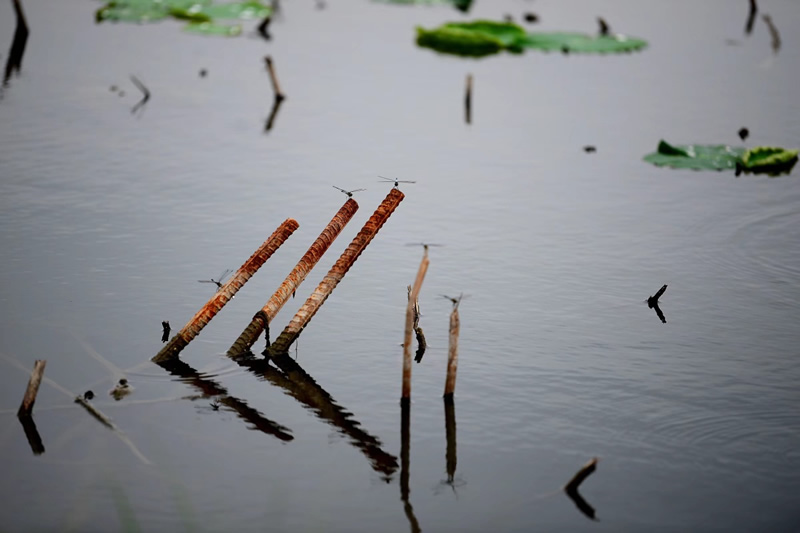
[1,0,799,531]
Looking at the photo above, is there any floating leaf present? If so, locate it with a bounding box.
[416,19,647,57]
[198,1,271,19]
[643,140,746,171]
[519,32,648,54]
[169,7,212,23]
[183,21,243,36]
[740,146,798,175]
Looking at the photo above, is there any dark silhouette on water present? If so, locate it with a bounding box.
[2,0,30,89]
[647,284,667,323]
[745,0,758,35]
[129,75,150,115]
[597,17,611,37]
[761,14,781,54]
[161,320,171,342]
[523,12,538,24]
[333,186,366,198]
[257,16,271,41]
[264,95,285,132]
[400,400,421,533]
[584,145,597,153]
[738,127,749,141]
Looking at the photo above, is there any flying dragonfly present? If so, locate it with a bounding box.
[378,175,416,189]
[333,186,366,198]
[198,269,233,291]
[440,293,468,309]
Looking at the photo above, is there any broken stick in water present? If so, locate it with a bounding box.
[745,0,758,35]
[269,188,405,356]
[403,247,429,399]
[152,218,299,363]
[227,198,359,357]
[443,296,461,398]
[264,56,285,102]
[17,360,46,418]
[564,457,599,493]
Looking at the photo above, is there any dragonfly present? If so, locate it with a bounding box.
[440,293,468,309]
[198,269,233,291]
[378,175,416,189]
[405,242,444,253]
[333,185,366,198]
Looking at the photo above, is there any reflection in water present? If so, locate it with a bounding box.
[234,352,399,476]
[400,399,421,533]
[564,457,599,521]
[156,358,293,442]
[129,75,150,115]
[443,396,457,485]
[2,0,30,89]
[762,14,781,55]
[565,486,596,520]
[745,0,758,35]
[18,414,45,455]
[264,96,285,132]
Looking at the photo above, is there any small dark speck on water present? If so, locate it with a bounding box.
[109,85,117,92]
[584,146,597,153]
[738,127,749,141]
[504,14,514,23]
[199,69,207,78]
[523,12,538,23]
[118,91,125,97]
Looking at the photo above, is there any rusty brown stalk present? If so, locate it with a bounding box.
[269,188,405,355]
[443,303,460,398]
[227,199,359,357]
[265,56,285,102]
[152,218,299,363]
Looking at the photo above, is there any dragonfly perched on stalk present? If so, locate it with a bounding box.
[333,186,366,198]
[406,242,444,254]
[440,293,468,309]
[378,175,416,189]
[198,269,233,291]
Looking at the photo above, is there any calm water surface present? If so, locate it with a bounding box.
[1,1,799,531]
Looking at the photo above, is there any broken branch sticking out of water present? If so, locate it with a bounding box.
[403,246,429,399]
[17,359,46,417]
[264,56,285,102]
[268,189,405,356]
[564,457,599,520]
[129,75,150,114]
[745,0,758,35]
[153,218,299,363]
[3,0,29,89]
[227,199,359,357]
[443,297,460,398]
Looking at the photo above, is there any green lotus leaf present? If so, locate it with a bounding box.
[643,140,746,171]
[183,21,243,36]
[198,1,271,19]
[96,1,171,22]
[169,7,212,22]
[740,146,798,175]
[416,21,527,57]
[519,32,648,53]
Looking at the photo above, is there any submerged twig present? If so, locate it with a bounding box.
[129,75,150,115]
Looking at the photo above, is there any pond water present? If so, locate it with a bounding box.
[1,0,799,531]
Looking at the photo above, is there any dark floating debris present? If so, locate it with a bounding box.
[761,13,781,54]
[83,390,95,401]
[745,0,758,35]
[647,284,667,324]
[583,145,597,153]
[333,186,366,198]
[198,268,233,291]
[564,457,599,521]
[161,320,171,342]
[378,175,416,189]
[3,0,30,89]
[738,127,749,141]
[129,74,150,115]
[523,12,538,24]
[199,68,208,78]
[597,17,610,37]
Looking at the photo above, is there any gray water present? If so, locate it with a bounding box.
[1,0,799,531]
